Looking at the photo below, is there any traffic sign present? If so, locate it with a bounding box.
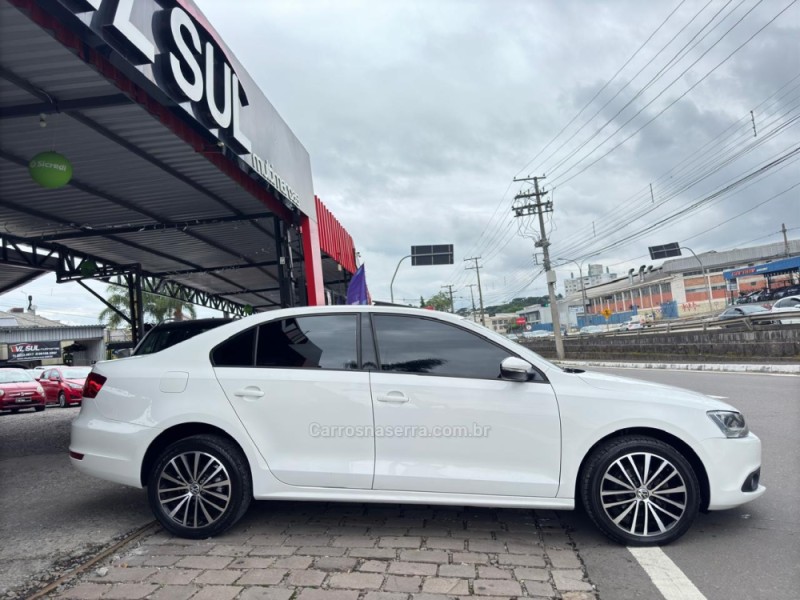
[601,308,612,320]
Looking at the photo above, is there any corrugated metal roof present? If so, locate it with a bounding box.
[0,325,106,343]
[661,241,800,273]
[0,308,65,327]
[0,1,305,310]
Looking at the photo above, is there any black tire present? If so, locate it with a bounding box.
[147,434,252,539]
[34,405,45,412]
[581,435,700,546]
[58,392,67,408]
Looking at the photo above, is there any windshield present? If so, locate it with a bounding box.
[0,370,34,383]
[62,367,91,379]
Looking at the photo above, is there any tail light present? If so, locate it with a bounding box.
[83,372,107,399]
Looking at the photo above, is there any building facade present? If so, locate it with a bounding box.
[559,240,800,322]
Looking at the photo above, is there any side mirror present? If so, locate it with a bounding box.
[500,357,534,382]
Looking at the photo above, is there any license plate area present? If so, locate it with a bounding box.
[15,398,31,403]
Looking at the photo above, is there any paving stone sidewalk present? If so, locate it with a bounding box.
[47,503,597,600]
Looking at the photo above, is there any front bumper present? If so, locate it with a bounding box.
[702,433,766,510]
[65,387,84,401]
[1,395,45,409]
[70,398,154,488]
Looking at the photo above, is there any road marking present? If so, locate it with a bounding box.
[708,395,728,399]
[628,546,707,600]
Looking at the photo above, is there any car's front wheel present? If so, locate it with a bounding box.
[581,435,700,546]
[147,434,252,539]
[58,392,67,408]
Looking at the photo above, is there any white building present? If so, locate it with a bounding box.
[563,264,618,296]
[467,312,519,334]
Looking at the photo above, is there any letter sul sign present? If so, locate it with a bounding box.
[7,341,62,361]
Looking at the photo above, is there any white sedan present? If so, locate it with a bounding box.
[70,306,764,545]
[770,294,800,324]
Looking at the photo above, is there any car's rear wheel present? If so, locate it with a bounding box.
[147,434,252,539]
[581,435,700,546]
[58,392,67,408]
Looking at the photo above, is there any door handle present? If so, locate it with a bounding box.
[376,392,409,403]
[233,386,265,399]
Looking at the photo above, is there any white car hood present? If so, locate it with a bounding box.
[574,369,736,412]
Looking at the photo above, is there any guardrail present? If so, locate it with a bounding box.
[572,309,800,336]
[520,310,800,361]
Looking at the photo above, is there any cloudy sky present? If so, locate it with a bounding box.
[2,0,798,322]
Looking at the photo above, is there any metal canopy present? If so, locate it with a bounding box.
[0,1,307,320]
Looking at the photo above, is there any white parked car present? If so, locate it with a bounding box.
[769,294,800,324]
[70,306,764,545]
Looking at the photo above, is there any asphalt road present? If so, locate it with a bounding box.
[560,367,800,600]
[0,369,796,599]
[0,406,152,596]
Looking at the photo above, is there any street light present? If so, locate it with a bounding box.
[681,246,714,313]
[389,255,411,303]
[557,258,588,326]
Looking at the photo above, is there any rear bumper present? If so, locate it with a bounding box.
[702,434,766,510]
[70,399,154,488]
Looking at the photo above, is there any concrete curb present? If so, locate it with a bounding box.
[557,360,800,375]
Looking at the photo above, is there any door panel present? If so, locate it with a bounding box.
[212,314,375,489]
[370,372,561,497]
[216,367,375,488]
[370,314,561,498]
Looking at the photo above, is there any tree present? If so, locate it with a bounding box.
[421,291,452,312]
[98,285,197,327]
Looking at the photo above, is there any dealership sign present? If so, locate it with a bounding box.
[63,0,301,208]
[7,341,61,361]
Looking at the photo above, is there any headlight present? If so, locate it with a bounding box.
[708,410,749,438]
[36,385,44,395]
[67,382,83,390]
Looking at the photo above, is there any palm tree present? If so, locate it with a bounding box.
[98,285,197,327]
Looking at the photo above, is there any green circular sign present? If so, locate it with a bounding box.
[80,260,98,277]
[29,151,73,189]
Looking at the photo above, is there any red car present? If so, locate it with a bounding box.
[0,368,45,413]
[40,366,92,408]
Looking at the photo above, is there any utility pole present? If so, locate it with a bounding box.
[512,175,565,359]
[464,258,486,326]
[466,284,478,321]
[782,223,789,257]
[441,284,455,312]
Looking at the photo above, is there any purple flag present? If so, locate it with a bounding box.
[346,264,370,305]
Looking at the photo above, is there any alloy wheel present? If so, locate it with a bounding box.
[156,451,232,529]
[600,451,688,538]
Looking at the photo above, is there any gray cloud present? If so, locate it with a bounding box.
[7,0,797,320]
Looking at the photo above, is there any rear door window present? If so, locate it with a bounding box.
[256,315,357,370]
